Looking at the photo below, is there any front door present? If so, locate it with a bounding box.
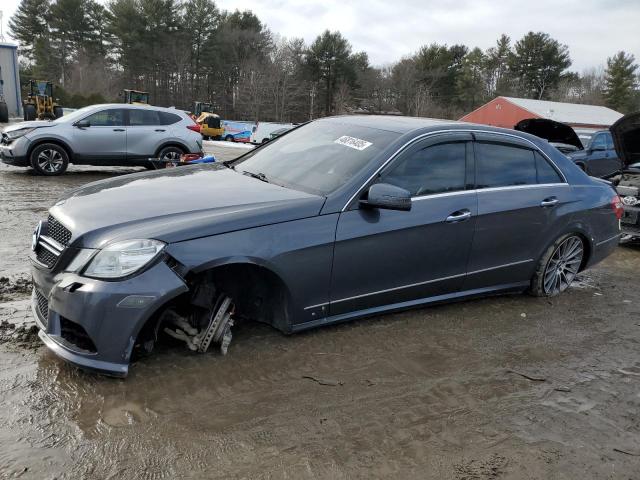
[329,133,477,317]
[69,108,127,164]
[464,133,570,290]
[587,132,620,178]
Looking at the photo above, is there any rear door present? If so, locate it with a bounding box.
[463,133,569,290]
[69,108,127,164]
[328,133,477,317]
[125,108,167,160]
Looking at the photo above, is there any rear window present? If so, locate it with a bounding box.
[535,152,563,184]
[476,142,537,188]
[159,111,182,125]
[129,109,160,126]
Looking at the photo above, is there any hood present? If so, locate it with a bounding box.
[50,164,325,247]
[514,118,583,151]
[610,112,640,168]
[2,120,55,133]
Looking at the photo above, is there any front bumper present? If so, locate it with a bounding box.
[0,137,30,166]
[31,258,188,377]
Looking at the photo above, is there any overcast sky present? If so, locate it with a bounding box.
[2,0,639,72]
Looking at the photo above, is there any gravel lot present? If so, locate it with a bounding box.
[1,144,640,479]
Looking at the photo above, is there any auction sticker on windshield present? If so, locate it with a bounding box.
[334,135,372,151]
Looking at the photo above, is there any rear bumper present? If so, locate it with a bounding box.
[586,232,621,268]
[31,258,188,377]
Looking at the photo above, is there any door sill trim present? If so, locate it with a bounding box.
[292,281,529,332]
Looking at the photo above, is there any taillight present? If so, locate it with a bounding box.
[612,195,624,220]
[187,124,200,133]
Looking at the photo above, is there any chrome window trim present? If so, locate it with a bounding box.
[410,183,569,202]
[341,129,568,212]
[304,259,534,310]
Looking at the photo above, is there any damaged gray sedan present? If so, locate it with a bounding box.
[31,116,622,376]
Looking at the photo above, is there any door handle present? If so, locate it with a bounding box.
[155,129,166,132]
[540,197,559,207]
[445,210,472,223]
[113,128,125,132]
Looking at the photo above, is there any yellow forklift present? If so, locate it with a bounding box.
[192,102,224,139]
[122,89,150,105]
[23,80,63,121]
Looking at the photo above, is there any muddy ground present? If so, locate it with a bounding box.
[1,148,640,479]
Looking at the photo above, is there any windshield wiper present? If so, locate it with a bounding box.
[242,170,269,183]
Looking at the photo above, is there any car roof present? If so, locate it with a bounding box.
[88,103,185,114]
[318,115,457,134]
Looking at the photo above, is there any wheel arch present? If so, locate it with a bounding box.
[190,259,294,333]
[537,223,594,272]
[154,141,189,157]
[27,137,75,162]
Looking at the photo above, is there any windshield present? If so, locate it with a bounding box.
[235,120,399,195]
[51,105,97,124]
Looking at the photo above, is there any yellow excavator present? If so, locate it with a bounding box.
[192,102,224,139]
[122,89,150,105]
[23,80,63,121]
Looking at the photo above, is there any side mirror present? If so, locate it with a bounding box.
[361,183,412,211]
[75,120,90,128]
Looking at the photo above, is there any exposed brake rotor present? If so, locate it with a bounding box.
[163,295,235,355]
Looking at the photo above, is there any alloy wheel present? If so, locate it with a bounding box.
[543,236,583,295]
[161,151,181,161]
[37,149,64,173]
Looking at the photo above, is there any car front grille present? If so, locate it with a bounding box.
[35,289,49,327]
[47,215,72,246]
[33,215,71,269]
[36,247,58,268]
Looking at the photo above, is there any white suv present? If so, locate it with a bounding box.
[0,104,203,175]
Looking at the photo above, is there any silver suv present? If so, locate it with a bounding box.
[0,104,203,175]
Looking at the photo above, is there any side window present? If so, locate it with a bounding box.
[159,111,182,125]
[535,152,563,184]
[605,132,614,150]
[591,134,606,150]
[379,142,466,196]
[476,142,536,188]
[84,109,125,127]
[129,109,160,126]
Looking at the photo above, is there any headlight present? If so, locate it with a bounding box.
[5,128,35,140]
[83,239,165,278]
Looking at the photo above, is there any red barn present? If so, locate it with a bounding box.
[460,96,623,130]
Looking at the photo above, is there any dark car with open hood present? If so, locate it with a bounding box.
[30,116,622,376]
[610,112,640,239]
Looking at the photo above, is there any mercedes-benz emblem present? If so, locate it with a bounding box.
[32,221,43,252]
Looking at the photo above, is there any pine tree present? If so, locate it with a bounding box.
[509,32,571,99]
[603,51,638,113]
[8,0,51,59]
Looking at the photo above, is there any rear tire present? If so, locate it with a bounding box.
[156,145,185,168]
[529,233,584,297]
[225,135,234,142]
[30,143,69,176]
[24,104,36,121]
[53,105,63,119]
[0,102,8,123]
